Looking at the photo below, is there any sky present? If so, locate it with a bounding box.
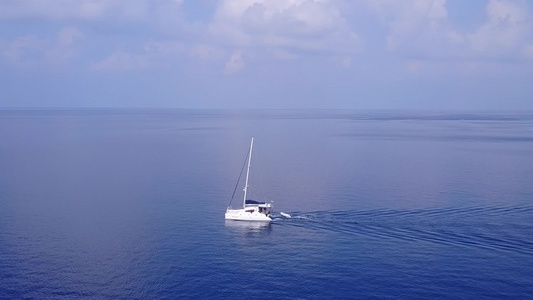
[0,0,532,109]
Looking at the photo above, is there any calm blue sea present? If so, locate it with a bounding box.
[0,109,532,299]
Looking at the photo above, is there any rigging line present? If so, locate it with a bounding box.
[227,146,250,208]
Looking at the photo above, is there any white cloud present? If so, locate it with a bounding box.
[2,0,531,76]
[0,0,106,20]
[366,0,532,63]
[469,0,530,56]
[385,0,450,49]
[210,0,362,60]
[487,0,526,23]
[0,0,183,21]
[91,40,184,72]
[1,36,40,65]
[142,40,185,57]
[406,60,421,73]
[367,0,465,57]
[1,26,83,67]
[190,44,224,61]
[224,50,245,74]
[57,27,83,47]
[91,50,151,72]
[46,27,83,63]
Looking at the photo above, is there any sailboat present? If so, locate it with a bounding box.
[225,138,273,222]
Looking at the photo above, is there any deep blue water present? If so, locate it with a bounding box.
[0,109,532,299]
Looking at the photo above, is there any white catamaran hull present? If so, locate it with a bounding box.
[225,209,272,221]
[225,138,273,222]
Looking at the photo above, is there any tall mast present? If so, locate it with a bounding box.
[243,137,254,208]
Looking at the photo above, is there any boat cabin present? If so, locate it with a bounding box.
[244,200,272,216]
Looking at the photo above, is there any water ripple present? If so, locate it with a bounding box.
[275,205,533,255]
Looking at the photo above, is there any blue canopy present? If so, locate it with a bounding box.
[245,200,266,205]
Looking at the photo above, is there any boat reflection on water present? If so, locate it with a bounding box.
[224,220,272,235]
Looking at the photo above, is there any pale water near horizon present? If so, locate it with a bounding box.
[0,109,532,299]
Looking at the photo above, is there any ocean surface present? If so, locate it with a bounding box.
[0,109,532,299]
